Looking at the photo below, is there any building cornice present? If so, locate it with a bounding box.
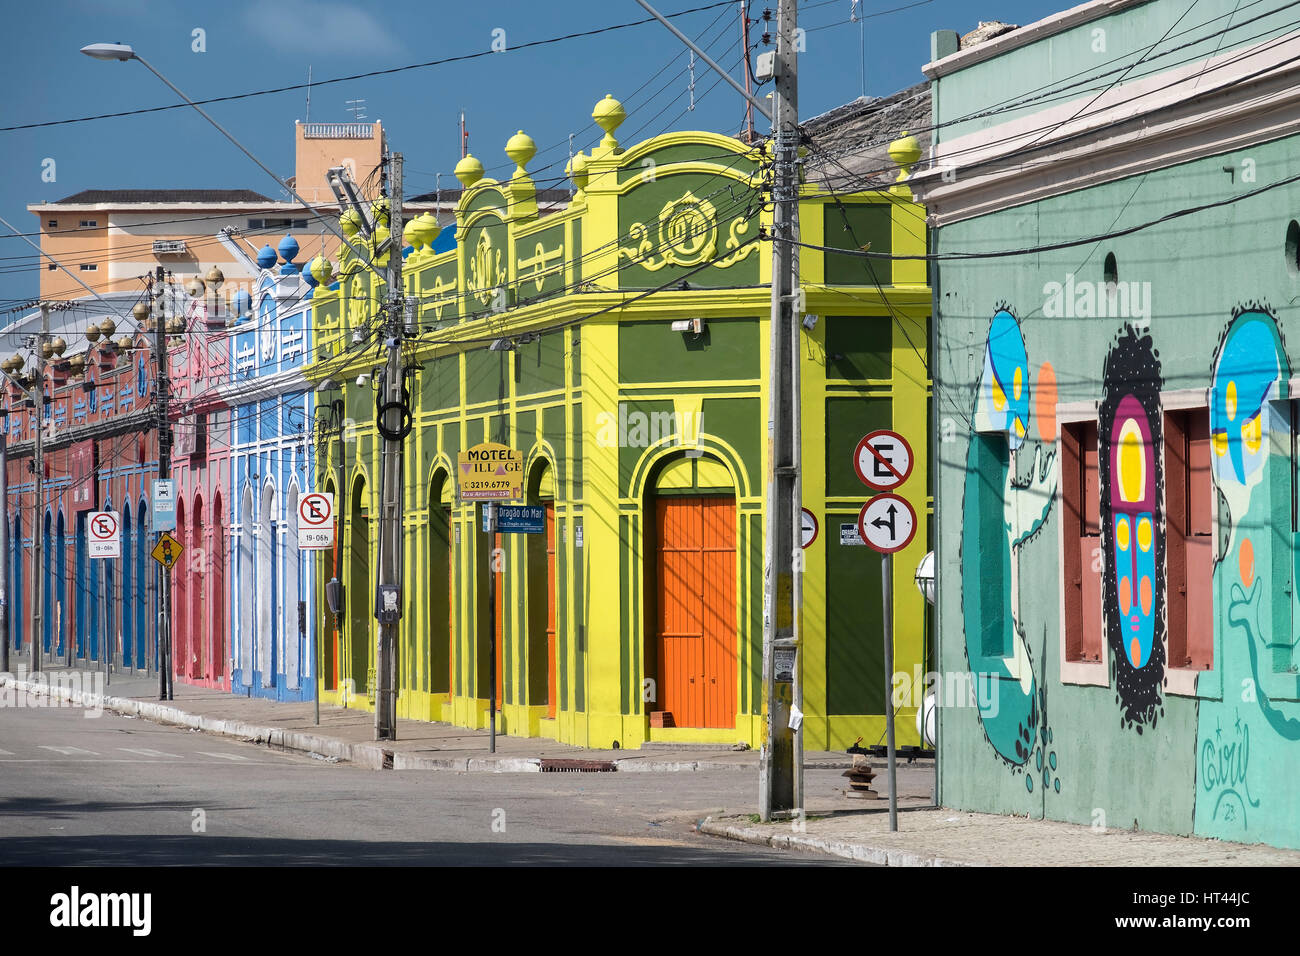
[910,30,1300,227]
[922,0,1155,78]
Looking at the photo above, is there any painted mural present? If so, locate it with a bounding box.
[960,307,1061,792]
[1196,306,1300,845]
[1098,326,1166,730]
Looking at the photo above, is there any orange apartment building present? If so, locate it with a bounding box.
[28,120,453,300]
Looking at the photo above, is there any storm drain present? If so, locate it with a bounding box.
[538,758,618,773]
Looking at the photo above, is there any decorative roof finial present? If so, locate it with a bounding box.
[592,94,626,151]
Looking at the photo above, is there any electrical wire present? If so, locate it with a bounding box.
[0,1,742,134]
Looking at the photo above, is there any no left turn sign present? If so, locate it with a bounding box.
[853,430,914,492]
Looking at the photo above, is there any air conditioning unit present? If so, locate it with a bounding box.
[153,239,187,255]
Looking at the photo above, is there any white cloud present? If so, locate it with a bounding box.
[244,0,406,57]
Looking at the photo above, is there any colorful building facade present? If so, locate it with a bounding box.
[223,237,321,700]
[170,274,233,690]
[3,302,163,671]
[912,0,1300,848]
[304,95,932,751]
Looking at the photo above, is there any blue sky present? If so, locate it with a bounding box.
[0,0,1068,305]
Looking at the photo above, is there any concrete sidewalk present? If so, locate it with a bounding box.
[0,663,911,776]
[700,808,1300,866]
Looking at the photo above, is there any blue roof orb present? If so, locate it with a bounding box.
[234,288,252,316]
[277,234,300,263]
[256,244,277,269]
[301,265,318,287]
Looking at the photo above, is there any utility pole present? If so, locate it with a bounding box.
[154,267,174,701]
[374,151,405,741]
[31,304,49,676]
[634,0,798,822]
[0,422,7,674]
[759,0,802,822]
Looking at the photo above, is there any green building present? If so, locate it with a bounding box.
[305,93,932,753]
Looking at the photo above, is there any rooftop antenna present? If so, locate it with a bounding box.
[306,65,312,122]
[459,110,468,158]
[568,133,576,197]
[688,50,696,111]
[850,0,865,97]
[740,1,756,143]
[346,98,368,122]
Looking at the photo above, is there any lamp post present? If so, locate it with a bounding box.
[80,43,381,279]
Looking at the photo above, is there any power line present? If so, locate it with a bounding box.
[0,1,740,133]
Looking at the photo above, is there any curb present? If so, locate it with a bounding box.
[697,818,970,866]
[0,676,791,774]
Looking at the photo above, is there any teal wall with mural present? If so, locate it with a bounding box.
[925,0,1300,846]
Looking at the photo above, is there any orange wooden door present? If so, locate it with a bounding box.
[448,545,455,699]
[546,503,557,719]
[654,497,737,728]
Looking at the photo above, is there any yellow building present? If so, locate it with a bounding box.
[306,94,931,751]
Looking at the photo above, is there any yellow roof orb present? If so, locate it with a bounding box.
[455,153,485,188]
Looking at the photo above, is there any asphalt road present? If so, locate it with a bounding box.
[0,704,854,866]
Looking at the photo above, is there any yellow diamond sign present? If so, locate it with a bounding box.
[151,531,183,570]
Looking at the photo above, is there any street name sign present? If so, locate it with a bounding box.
[493,504,547,534]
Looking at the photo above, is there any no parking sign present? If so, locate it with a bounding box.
[88,511,120,559]
[298,492,335,550]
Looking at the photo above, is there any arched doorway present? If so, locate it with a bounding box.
[173,497,185,680]
[427,470,452,696]
[285,483,301,691]
[212,492,226,685]
[645,453,738,730]
[238,486,255,685]
[75,513,87,659]
[55,511,67,659]
[136,499,148,671]
[42,510,52,655]
[190,495,205,680]
[103,500,116,669]
[348,476,370,700]
[121,503,133,669]
[320,478,338,692]
[12,514,22,654]
[257,482,275,689]
[525,460,556,717]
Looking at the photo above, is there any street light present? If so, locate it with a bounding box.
[79,42,379,277]
[79,42,136,61]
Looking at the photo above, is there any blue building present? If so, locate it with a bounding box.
[223,235,322,700]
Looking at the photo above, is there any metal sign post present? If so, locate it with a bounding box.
[881,553,898,833]
[484,501,497,754]
[854,430,917,834]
